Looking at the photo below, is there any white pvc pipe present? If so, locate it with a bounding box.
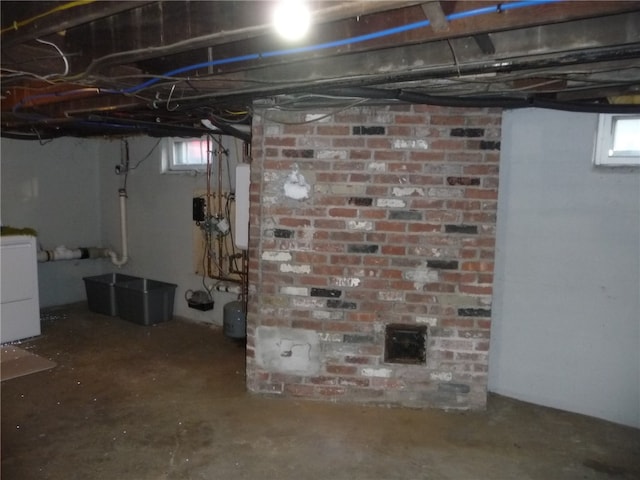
[108,189,129,267]
[37,246,111,263]
[212,283,242,294]
[37,246,79,262]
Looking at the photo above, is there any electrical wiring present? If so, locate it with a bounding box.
[14,53,626,103]
[1,68,58,84]
[10,86,157,123]
[81,74,286,97]
[10,87,107,125]
[201,135,227,280]
[1,0,95,35]
[12,87,101,110]
[61,102,143,118]
[321,85,640,114]
[257,97,370,125]
[200,269,213,302]
[1,130,56,140]
[192,131,227,154]
[35,38,69,78]
[5,0,588,115]
[205,134,213,278]
[225,145,234,194]
[386,60,640,91]
[201,228,224,284]
[206,109,252,122]
[8,0,637,126]
[118,137,172,192]
[67,24,271,81]
[163,56,640,109]
[209,111,251,124]
[1,50,80,69]
[60,74,198,96]
[130,138,162,170]
[417,68,640,97]
[202,116,251,142]
[267,93,368,110]
[224,194,241,274]
[121,139,130,191]
[390,77,549,98]
[33,127,54,145]
[200,134,245,281]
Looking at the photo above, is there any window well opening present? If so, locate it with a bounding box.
[384,324,427,365]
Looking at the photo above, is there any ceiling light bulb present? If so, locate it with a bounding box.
[273,0,311,41]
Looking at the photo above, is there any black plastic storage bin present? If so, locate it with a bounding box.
[114,278,177,326]
[83,273,141,316]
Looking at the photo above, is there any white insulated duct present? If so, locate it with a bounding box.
[108,189,129,267]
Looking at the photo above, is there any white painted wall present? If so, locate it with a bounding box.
[97,136,242,325]
[489,108,640,428]
[1,135,244,325]
[1,138,104,307]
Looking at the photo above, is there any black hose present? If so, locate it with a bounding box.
[321,86,640,114]
[1,130,62,141]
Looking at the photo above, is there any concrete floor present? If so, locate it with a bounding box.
[2,303,638,480]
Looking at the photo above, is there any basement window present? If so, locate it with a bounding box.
[594,114,640,167]
[162,136,210,173]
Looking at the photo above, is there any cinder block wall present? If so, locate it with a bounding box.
[247,104,501,409]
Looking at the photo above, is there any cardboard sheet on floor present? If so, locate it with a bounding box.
[1,346,56,381]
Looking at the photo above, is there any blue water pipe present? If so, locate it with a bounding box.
[118,0,562,94]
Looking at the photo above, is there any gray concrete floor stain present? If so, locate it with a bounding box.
[2,303,639,480]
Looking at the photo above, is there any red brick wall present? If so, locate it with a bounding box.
[247,104,501,409]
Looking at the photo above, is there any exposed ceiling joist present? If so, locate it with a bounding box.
[1,1,155,46]
[163,12,640,100]
[420,2,450,32]
[1,0,639,140]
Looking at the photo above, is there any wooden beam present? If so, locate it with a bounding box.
[2,2,155,47]
[421,2,450,32]
[181,12,640,103]
[158,2,640,86]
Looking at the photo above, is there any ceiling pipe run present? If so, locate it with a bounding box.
[201,118,251,142]
[114,0,564,95]
[320,85,640,114]
[73,1,422,78]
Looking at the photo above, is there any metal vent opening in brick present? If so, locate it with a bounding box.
[385,324,427,365]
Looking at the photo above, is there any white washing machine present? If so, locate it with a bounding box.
[1,235,41,343]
